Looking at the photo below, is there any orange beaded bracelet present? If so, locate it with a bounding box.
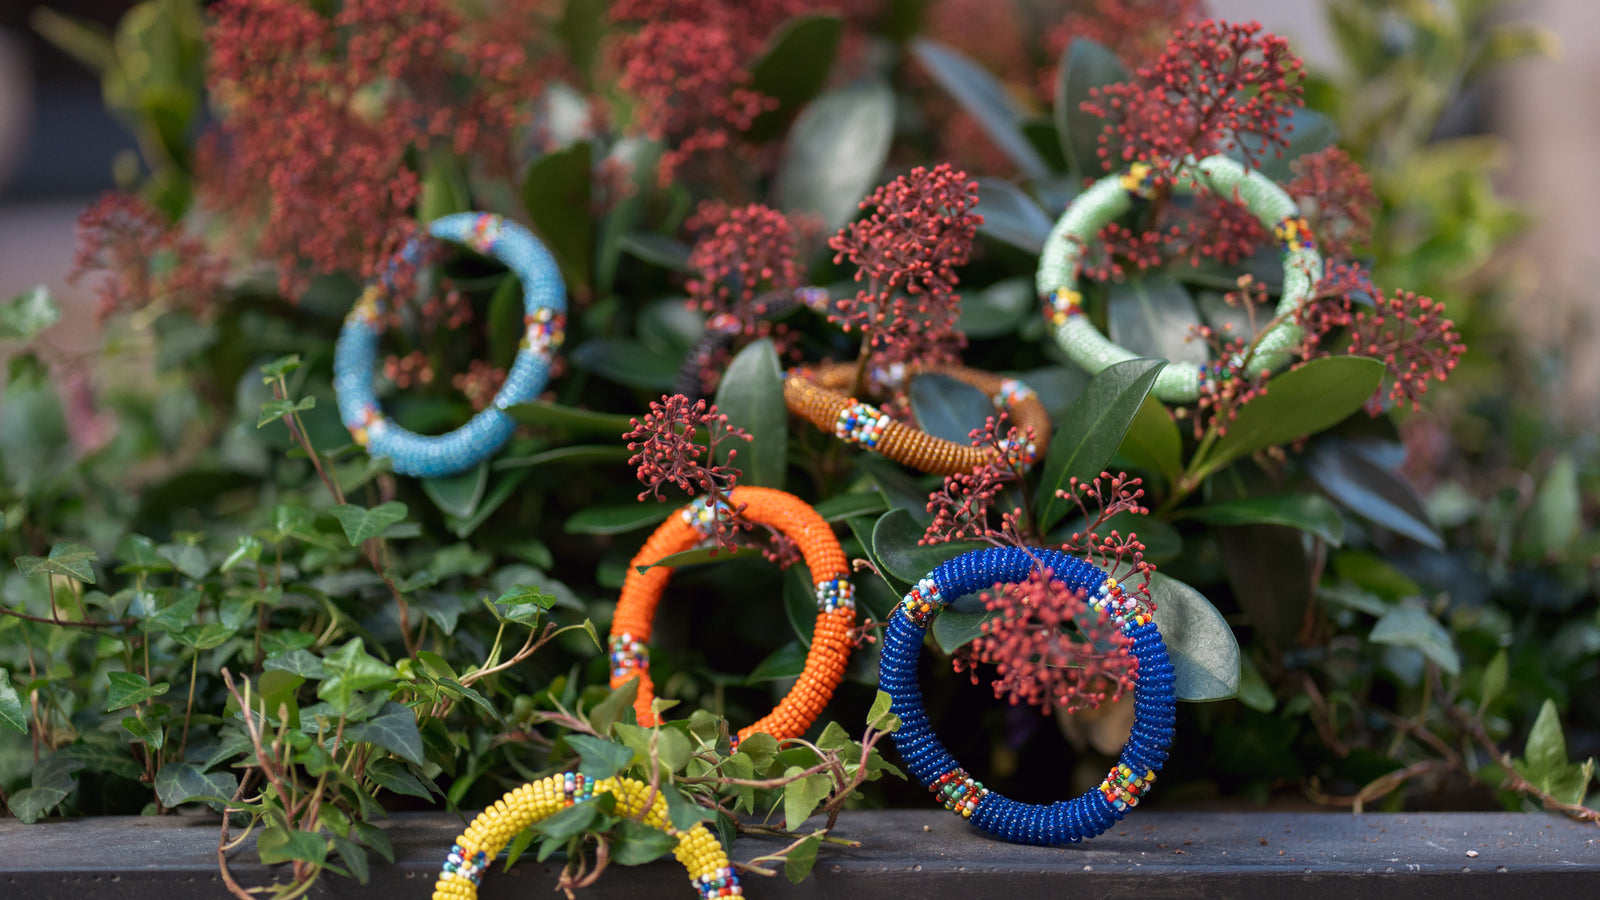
[782,362,1051,476]
[608,486,855,742]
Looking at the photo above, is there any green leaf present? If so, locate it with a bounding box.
[522,141,594,289]
[1370,604,1461,676]
[1306,438,1441,549]
[908,374,993,444]
[611,819,681,865]
[105,671,170,712]
[120,712,164,750]
[570,338,680,389]
[782,771,833,830]
[867,690,900,733]
[1034,358,1166,533]
[16,542,98,583]
[1198,357,1383,479]
[174,623,234,651]
[330,502,409,545]
[930,608,993,654]
[1055,38,1128,177]
[747,641,808,683]
[555,0,607,84]
[957,278,1033,338]
[155,762,238,807]
[714,339,786,488]
[589,678,639,735]
[114,534,173,575]
[493,444,632,470]
[56,741,140,780]
[785,832,822,883]
[567,734,634,780]
[0,286,61,342]
[8,783,72,824]
[912,39,1047,179]
[745,14,844,141]
[1520,453,1580,559]
[494,584,559,623]
[618,232,692,271]
[503,399,635,435]
[258,354,303,380]
[0,667,27,734]
[255,395,315,428]
[735,732,779,770]
[30,8,115,73]
[422,463,489,520]
[774,79,895,233]
[317,638,400,713]
[535,800,600,841]
[871,508,986,584]
[257,827,328,866]
[1106,276,1206,366]
[1116,395,1182,487]
[565,503,674,535]
[1481,649,1509,709]
[1214,524,1312,648]
[345,701,425,766]
[974,178,1053,252]
[1149,573,1240,701]
[265,649,326,680]
[367,758,436,801]
[811,492,887,522]
[636,545,760,575]
[1519,700,1573,785]
[1187,495,1345,545]
[158,542,210,580]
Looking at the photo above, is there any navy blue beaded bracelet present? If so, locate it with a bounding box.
[878,546,1177,845]
[334,212,566,478]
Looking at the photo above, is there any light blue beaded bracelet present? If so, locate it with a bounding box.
[334,212,567,477]
[1036,155,1323,403]
[879,546,1177,845]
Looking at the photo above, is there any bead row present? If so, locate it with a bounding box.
[335,212,567,477]
[876,546,1177,846]
[432,773,739,900]
[609,486,856,742]
[930,767,989,818]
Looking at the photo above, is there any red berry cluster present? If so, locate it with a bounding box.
[921,417,1037,545]
[623,394,753,552]
[69,192,223,322]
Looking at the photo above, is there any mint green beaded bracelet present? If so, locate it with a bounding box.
[1035,155,1323,403]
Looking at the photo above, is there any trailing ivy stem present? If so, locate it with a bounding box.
[178,651,199,760]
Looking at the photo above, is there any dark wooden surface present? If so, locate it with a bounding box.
[2,809,1596,898]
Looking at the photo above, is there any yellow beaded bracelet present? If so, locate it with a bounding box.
[433,772,741,899]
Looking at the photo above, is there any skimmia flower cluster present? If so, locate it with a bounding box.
[685,202,805,334]
[624,394,753,552]
[1044,0,1204,74]
[69,192,223,322]
[829,164,983,369]
[1054,473,1155,598]
[921,417,1036,545]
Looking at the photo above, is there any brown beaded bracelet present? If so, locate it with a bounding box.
[782,362,1052,476]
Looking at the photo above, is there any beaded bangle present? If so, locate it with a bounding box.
[1036,155,1323,403]
[609,486,855,742]
[432,771,740,900]
[783,362,1050,476]
[878,546,1176,845]
[334,212,567,477]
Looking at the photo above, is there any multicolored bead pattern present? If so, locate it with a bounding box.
[783,362,1053,477]
[1089,577,1149,626]
[609,486,856,742]
[681,496,735,538]
[1036,154,1323,404]
[931,767,989,818]
[609,632,648,682]
[432,773,740,900]
[334,212,566,477]
[877,546,1177,845]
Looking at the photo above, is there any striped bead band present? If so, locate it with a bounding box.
[1035,154,1323,403]
[876,546,1177,845]
[334,212,566,477]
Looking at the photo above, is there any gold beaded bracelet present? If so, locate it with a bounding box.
[433,772,741,899]
[783,361,1051,476]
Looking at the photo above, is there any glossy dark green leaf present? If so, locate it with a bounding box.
[856,455,936,525]
[105,671,170,712]
[1116,395,1182,487]
[715,339,786,488]
[0,285,61,342]
[747,641,808,683]
[746,14,843,141]
[912,39,1048,179]
[930,608,993,654]
[1306,437,1442,549]
[1034,358,1166,534]
[957,278,1033,338]
[1106,276,1207,366]
[774,80,894,233]
[1215,524,1313,648]
[1054,38,1127,177]
[871,508,985,584]
[812,492,887,522]
[635,545,760,574]
[154,762,238,807]
[974,178,1053,252]
[0,667,27,734]
[908,373,993,444]
[346,701,425,766]
[618,232,693,272]
[16,542,98,583]
[504,399,636,435]
[522,141,594,290]
[1196,357,1383,479]
[1149,572,1240,701]
[570,338,680,390]
[422,463,489,520]
[367,758,436,801]
[331,502,409,545]
[1187,494,1345,546]
[1370,604,1460,675]
[564,503,674,535]
[493,444,631,470]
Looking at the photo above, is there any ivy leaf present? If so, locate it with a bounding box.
[0,285,62,341]
[782,770,833,830]
[113,534,173,575]
[256,395,315,428]
[1055,38,1127,178]
[1034,358,1166,534]
[317,638,400,713]
[588,678,639,735]
[367,758,436,801]
[1513,699,1596,807]
[330,502,409,545]
[535,801,600,841]
[611,819,680,865]
[1196,357,1382,480]
[494,583,559,624]
[567,734,634,780]
[105,671,171,712]
[158,542,211,580]
[774,79,895,233]
[1186,494,1345,546]
[173,623,235,651]
[345,701,425,766]
[1149,573,1240,701]
[422,463,490,521]
[16,542,98,583]
[784,832,822,883]
[912,39,1048,179]
[1370,604,1461,676]
[0,667,26,734]
[1481,649,1509,709]
[154,762,238,807]
[257,827,328,866]
[867,690,900,733]
[714,339,786,488]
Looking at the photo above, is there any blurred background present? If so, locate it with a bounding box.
[0,0,1595,419]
